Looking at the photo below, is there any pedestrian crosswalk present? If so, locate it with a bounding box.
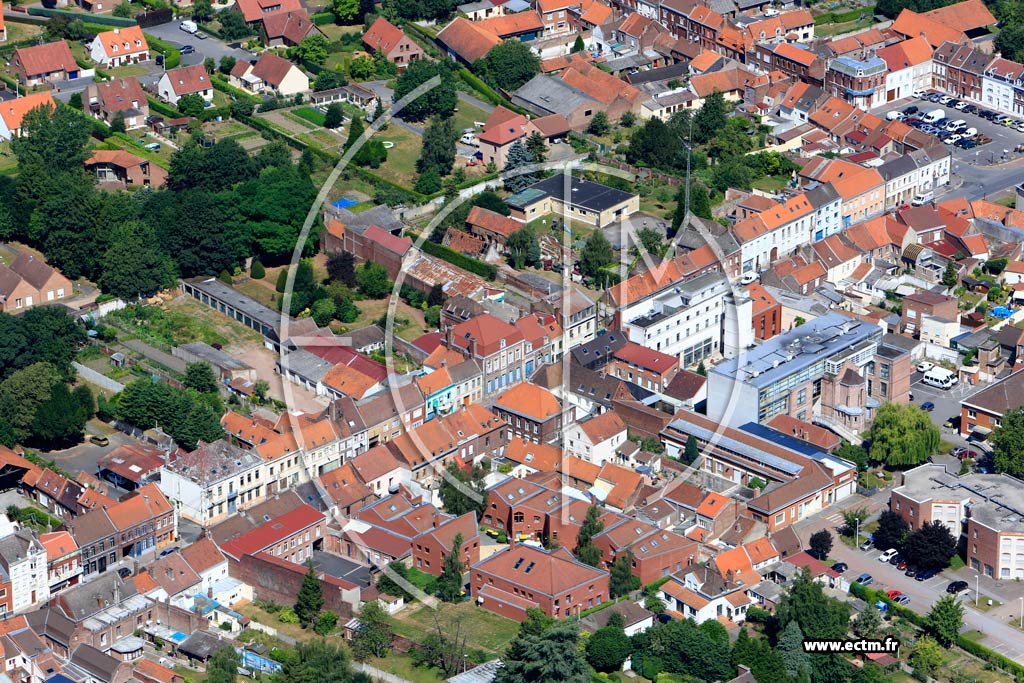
[824,512,845,526]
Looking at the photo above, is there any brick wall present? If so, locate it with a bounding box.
[233,553,356,618]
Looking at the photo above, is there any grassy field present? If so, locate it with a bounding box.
[752,173,790,193]
[106,63,153,78]
[5,22,43,42]
[389,602,519,655]
[100,132,175,169]
[233,278,281,311]
[109,298,264,348]
[367,654,444,683]
[293,106,327,126]
[319,22,363,41]
[0,141,18,176]
[353,298,427,341]
[375,124,423,188]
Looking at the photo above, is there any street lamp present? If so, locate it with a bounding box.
[1019,596,1022,629]
[855,517,860,549]
[975,574,980,607]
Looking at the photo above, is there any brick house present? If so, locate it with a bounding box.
[465,206,523,247]
[10,41,79,86]
[40,531,81,593]
[900,290,958,337]
[362,17,424,71]
[0,252,72,313]
[83,77,149,130]
[471,545,609,620]
[157,64,213,106]
[746,283,781,341]
[609,342,680,392]
[932,41,992,102]
[492,382,569,444]
[60,484,176,576]
[592,519,698,584]
[319,218,413,280]
[85,150,167,189]
[959,368,1024,439]
[411,512,479,575]
[219,504,325,566]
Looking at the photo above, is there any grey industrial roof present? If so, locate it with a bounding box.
[711,312,880,389]
[447,660,503,683]
[626,61,690,85]
[177,342,253,371]
[895,464,1024,533]
[279,348,334,383]
[512,74,598,118]
[180,631,231,660]
[184,277,284,333]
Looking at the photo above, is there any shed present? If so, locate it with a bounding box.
[179,631,229,663]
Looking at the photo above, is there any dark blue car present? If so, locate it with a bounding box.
[920,401,935,411]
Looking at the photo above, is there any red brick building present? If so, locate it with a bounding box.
[492,382,568,444]
[319,218,413,280]
[746,283,781,341]
[412,512,479,576]
[609,342,680,392]
[959,368,1024,439]
[592,519,697,584]
[471,545,609,620]
[362,17,424,71]
[901,290,958,338]
[219,504,326,565]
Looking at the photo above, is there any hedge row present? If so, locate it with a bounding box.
[410,234,498,280]
[58,101,110,140]
[211,74,261,105]
[28,6,137,26]
[144,33,181,69]
[849,581,1024,679]
[311,11,335,25]
[146,95,180,118]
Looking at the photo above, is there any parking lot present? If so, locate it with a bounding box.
[874,93,1024,167]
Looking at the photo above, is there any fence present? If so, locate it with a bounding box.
[72,362,125,394]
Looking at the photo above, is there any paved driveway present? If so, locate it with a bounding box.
[144,21,256,68]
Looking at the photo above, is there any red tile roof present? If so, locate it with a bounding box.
[0,92,54,133]
[466,206,521,238]
[13,41,76,77]
[363,16,406,54]
[164,64,211,96]
[234,0,301,23]
[494,382,562,421]
[613,341,678,375]
[473,545,607,597]
[437,17,501,63]
[220,504,324,560]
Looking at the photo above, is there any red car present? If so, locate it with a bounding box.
[886,590,903,600]
[897,560,908,570]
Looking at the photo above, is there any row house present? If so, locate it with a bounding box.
[932,41,992,102]
[386,404,507,483]
[564,411,628,466]
[659,568,753,624]
[826,54,887,110]
[40,531,81,594]
[61,484,175,576]
[878,36,934,102]
[158,440,266,526]
[750,42,824,87]
[220,504,325,567]
[734,192,817,273]
[0,519,48,613]
[982,57,1024,117]
[446,314,528,396]
[493,382,569,444]
[483,478,611,546]
[878,148,951,211]
[411,512,480,576]
[800,157,884,227]
[593,518,698,584]
[686,5,724,51]
[609,342,680,391]
[659,0,693,38]
[417,358,483,421]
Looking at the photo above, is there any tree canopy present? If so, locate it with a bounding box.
[393,61,457,122]
[496,623,590,683]
[872,510,910,552]
[868,402,940,467]
[900,520,957,571]
[993,405,1024,477]
[475,40,540,92]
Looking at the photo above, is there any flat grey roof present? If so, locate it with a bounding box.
[521,174,637,213]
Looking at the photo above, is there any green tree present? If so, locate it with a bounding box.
[942,261,959,288]
[110,112,126,134]
[503,140,536,193]
[218,55,237,75]
[292,34,330,64]
[113,1,132,17]
[204,57,216,74]
[571,34,585,53]
[327,252,357,287]
[314,610,338,636]
[851,605,882,639]
[926,594,963,646]
[586,626,631,672]
[438,533,465,602]
[587,111,610,136]
[101,223,174,299]
[351,602,392,659]
[992,405,1024,477]
[311,298,336,327]
[323,103,345,129]
[682,434,700,464]
[294,561,324,628]
[620,110,636,128]
[415,167,442,194]
[840,507,870,538]
[438,461,485,517]
[184,363,218,393]
[73,384,95,421]
[0,362,60,444]
[219,10,253,40]
[576,504,604,567]
[32,383,85,448]
[525,130,547,164]
[872,510,910,552]
[579,230,614,280]
[836,441,868,472]
[519,607,555,637]
[314,69,347,92]
[205,648,240,683]
[506,227,540,269]
[779,621,810,677]
[868,402,940,467]
[251,259,266,279]
[496,623,589,683]
[332,0,360,21]
[609,549,638,597]
[417,115,458,176]
[901,520,957,572]
[693,91,728,144]
[376,561,414,600]
[644,594,665,613]
[808,530,832,560]
[356,261,391,298]
[276,268,289,293]
[193,0,213,20]
[633,226,665,258]
[909,635,944,679]
[475,40,540,92]
[392,60,457,122]
[994,22,1024,62]
[776,567,849,640]
[177,93,206,118]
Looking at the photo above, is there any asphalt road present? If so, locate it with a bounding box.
[806,513,1024,663]
[143,22,256,70]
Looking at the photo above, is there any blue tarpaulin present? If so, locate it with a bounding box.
[332,197,358,209]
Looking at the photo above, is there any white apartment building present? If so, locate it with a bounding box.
[807,182,843,241]
[0,517,49,614]
[981,57,1024,117]
[620,271,752,365]
[878,36,934,102]
[158,441,266,525]
[736,193,817,273]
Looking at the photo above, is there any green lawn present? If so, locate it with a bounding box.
[233,279,281,311]
[99,133,174,169]
[453,102,492,133]
[319,22,363,41]
[106,64,153,78]
[961,629,986,641]
[374,124,423,188]
[392,602,519,654]
[752,174,791,193]
[0,141,18,176]
[293,106,327,126]
[815,18,871,36]
[366,654,443,683]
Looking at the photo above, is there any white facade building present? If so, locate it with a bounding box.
[0,518,49,614]
[981,58,1024,117]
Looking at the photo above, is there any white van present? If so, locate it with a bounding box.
[921,109,945,124]
[911,191,933,206]
[179,20,199,34]
[923,367,958,389]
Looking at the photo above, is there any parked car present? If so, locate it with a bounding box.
[897,559,908,570]
[959,139,979,149]
[117,567,132,579]
[920,401,935,411]
[180,45,195,54]
[903,105,919,115]
[886,590,903,600]
[888,553,903,566]
[905,566,918,578]
[954,100,969,110]
[832,562,848,573]
[947,580,969,594]
[860,538,873,551]
[89,435,109,446]
[895,595,911,606]
[854,573,874,585]
[916,568,938,581]
[913,90,928,98]
[917,361,935,373]
[879,548,899,562]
